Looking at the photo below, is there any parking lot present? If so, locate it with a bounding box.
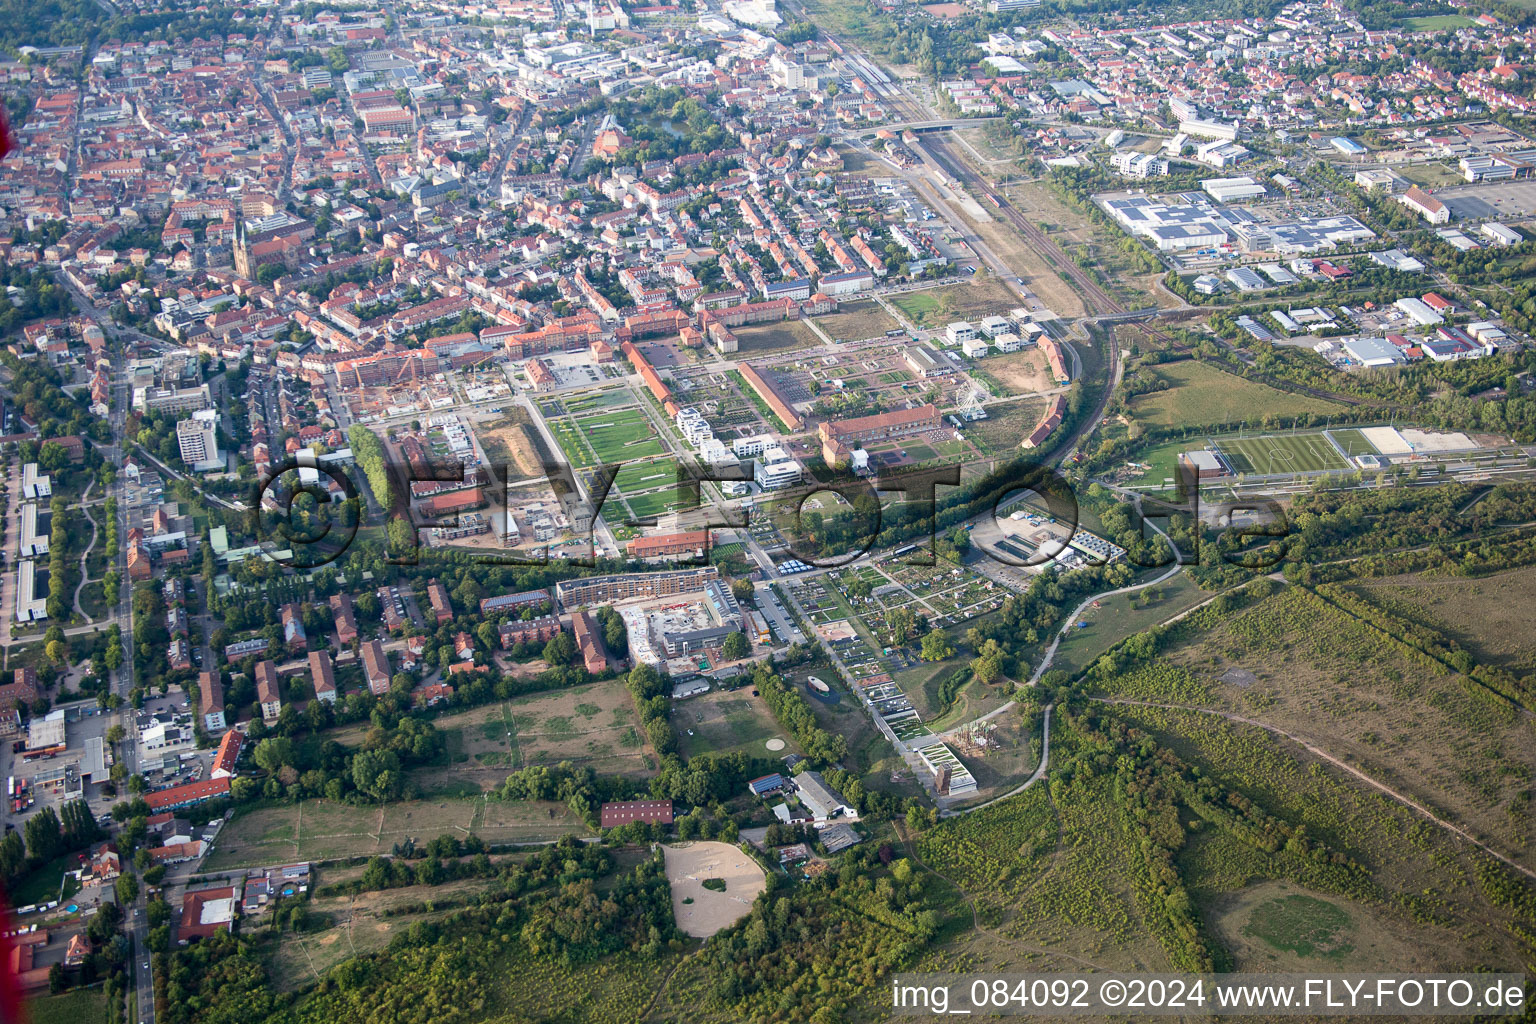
[1438,180,1536,220]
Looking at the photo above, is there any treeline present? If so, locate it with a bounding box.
[753,661,846,763]
[1053,705,1375,974]
[694,842,944,1022]
[1308,583,1531,713]
[1284,480,1536,568]
[156,846,682,1024]
[346,424,396,510]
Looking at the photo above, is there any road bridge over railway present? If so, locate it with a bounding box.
[842,118,1001,138]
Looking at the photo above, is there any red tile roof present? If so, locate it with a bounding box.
[144,777,231,811]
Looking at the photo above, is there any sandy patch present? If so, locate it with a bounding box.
[765,738,786,751]
[663,841,767,938]
[816,621,857,642]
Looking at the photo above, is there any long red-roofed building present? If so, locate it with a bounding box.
[145,777,232,812]
[600,800,673,827]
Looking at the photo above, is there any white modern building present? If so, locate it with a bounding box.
[1201,176,1266,201]
[944,321,976,344]
[1480,223,1523,247]
[176,409,223,472]
[21,463,49,499]
[1395,297,1443,326]
[754,447,802,490]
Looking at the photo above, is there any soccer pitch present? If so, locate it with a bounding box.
[1215,433,1351,476]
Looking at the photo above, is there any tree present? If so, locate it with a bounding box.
[116,872,139,905]
[0,830,26,883]
[25,806,63,864]
[59,800,98,849]
[721,631,750,660]
[253,736,295,773]
[351,749,403,801]
[542,631,577,667]
[888,607,919,646]
[970,639,1005,684]
[920,628,953,663]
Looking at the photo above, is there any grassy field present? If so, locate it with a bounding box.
[1122,438,1197,489]
[890,279,1019,327]
[1350,565,1536,677]
[549,417,597,470]
[1326,427,1379,458]
[1102,583,1536,865]
[964,397,1047,457]
[1404,13,1476,30]
[203,796,593,870]
[1047,573,1210,677]
[339,679,650,778]
[731,320,822,354]
[811,300,902,340]
[674,688,797,760]
[1397,162,1467,188]
[1128,361,1344,430]
[574,408,666,463]
[1215,432,1351,476]
[24,988,107,1024]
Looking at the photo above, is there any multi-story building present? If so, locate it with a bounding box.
[199,671,225,733]
[361,639,391,696]
[255,661,281,724]
[309,651,337,703]
[819,405,940,466]
[176,409,221,471]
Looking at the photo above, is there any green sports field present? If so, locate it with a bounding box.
[574,408,666,463]
[1326,428,1380,458]
[1215,433,1350,476]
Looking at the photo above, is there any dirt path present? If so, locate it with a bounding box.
[1096,698,1536,883]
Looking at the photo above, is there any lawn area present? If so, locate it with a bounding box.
[1048,572,1211,677]
[810,300,902,341]
[964,397,1047,457]
[891,279,1019,328]
[1215,431,1350,476]
[613,458,679,495]
[1397,162,1466,188]
[612,458,692,522]
[203,796,593,870]
[1327,427,1379,457]
[11,853,75,907]
[549,418,597,470]
[674,688,797,760]
[79,580,109,621]
[1122,438,1196,490]
[621,488,695,521]
[575,408,667,463]
[1404,13,1475,30]
[24,987,107,1024]
[1128,360,1345,430]
[732,320,823,354]
[564,389,633,413]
